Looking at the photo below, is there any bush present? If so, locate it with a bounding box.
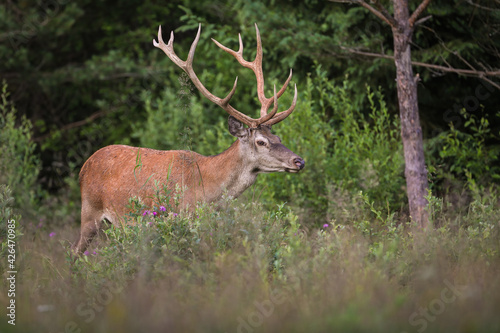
[0,185,22,264]
[70,193,295,290]
[426,109,500,200]
[0,81,42,219]
[131,77,226,154]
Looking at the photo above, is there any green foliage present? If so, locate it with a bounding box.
[130,79,229,155]
[427,110,500,194]
[324,72,405,210]
[0,185,17,224]
[71,194,294,290]
[0,185,22,262]
[0,81,42,215]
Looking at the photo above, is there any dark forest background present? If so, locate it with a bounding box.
[1,0,499,223]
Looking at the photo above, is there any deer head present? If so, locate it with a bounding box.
[153,23,304,171]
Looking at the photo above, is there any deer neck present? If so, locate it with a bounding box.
[202,139,258,200]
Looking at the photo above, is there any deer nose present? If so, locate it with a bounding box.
[293,157,305,170]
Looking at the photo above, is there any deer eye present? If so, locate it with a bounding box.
[257,140,266,146]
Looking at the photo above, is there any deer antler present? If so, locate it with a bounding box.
[153,24,297,128]
[212,23,297,126]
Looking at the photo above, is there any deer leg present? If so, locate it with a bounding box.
[72,211,103,255]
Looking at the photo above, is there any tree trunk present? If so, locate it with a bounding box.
[393,0,429,228]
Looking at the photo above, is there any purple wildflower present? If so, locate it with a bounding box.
[159,206,166,212]
[148,222,153,226]
[49,232,56,237]
[83,251,89,256]
[173,213,178,217]
[92,251,97,255]
[143,210,150,216]
[322,223,329,229]
[152,211,158,217]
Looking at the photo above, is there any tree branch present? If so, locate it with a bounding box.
[329,0,398,28]
[414,15,433,26]
[409,0,432,27]
[479,76,500,91]
[339,47,500,87]
[465,0,500,11]
[366,0,399,28]
[34,109,111,142]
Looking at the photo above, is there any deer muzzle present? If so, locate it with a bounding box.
[294,157,305,170]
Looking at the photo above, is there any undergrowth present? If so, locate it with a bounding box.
[2,189,499,333]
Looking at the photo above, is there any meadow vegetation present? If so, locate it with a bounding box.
[1,71,499,333]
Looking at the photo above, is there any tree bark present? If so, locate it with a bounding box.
[393,0,429,228]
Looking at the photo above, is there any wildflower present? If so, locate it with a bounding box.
[83,251,89,256]
[142,210,150,216]
[92,251,97,255]
[173,213,178,217]
[152,211,158,217]
[148,222,153,226]
[159,206,166,212]
[49,232,56,237]
[322,223,329,229]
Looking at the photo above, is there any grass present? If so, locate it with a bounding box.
[1,191,500,333]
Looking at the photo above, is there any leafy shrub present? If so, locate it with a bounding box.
[0,81,42,217]
[131,78,225,155]
[0,185,22,264]
[427,110,500,197]
[71,192,296,289]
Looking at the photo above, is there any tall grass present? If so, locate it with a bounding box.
[1,191,499,333]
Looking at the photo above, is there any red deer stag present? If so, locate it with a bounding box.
[72,24,305,254]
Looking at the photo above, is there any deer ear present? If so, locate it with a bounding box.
[228,116,248,138]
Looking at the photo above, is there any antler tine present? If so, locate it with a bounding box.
[253,23,266,107]
[277,69,293,99]
[221,77,238,105]
[264,84,298,126]
[258,85,279,125]
[153,26,184,69]
[211,34,250,66]
[261,68,293,117]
